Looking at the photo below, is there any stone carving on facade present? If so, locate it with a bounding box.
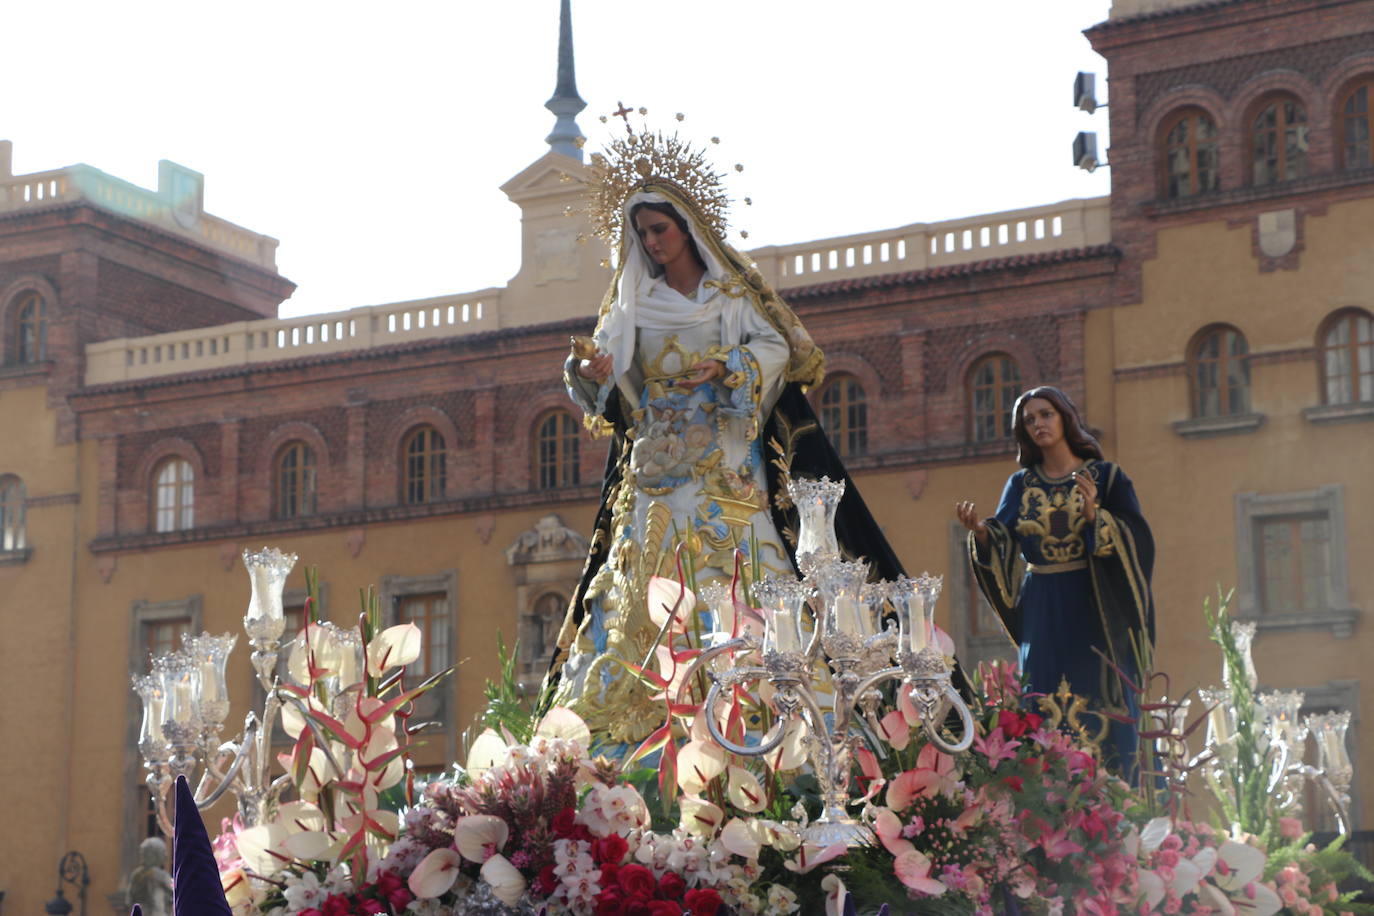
[505,514,588,565]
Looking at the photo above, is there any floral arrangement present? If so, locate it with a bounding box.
[208,572,1373,916]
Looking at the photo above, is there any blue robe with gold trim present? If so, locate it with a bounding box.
[970,459,1154,771]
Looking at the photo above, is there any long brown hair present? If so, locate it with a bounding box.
[1011,386,1104,468]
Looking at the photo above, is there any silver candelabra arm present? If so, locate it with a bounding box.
[702,673,794,759]
[1284,763,1352,836]
[895,647,976,754]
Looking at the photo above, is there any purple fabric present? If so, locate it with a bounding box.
[130,906,144,916]
[172,775,232,916]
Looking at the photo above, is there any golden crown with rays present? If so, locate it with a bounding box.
[579,105,746,249]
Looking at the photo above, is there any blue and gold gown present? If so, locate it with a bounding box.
[969,459,1154,771]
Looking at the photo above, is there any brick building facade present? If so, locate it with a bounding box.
[1,0,1371,909]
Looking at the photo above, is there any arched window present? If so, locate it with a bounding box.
[1190,326,1251,418]
[274,441,317,519]
[12,291,47,364]
[1320,309,1374,405]
[1250,96,1308,185]
[818,375,869,458]
[534,411,580,490]
[969,354,1021,443]
[402,426,446,505]
[1162,108,1220,199]
[152,458,194,532]
[1338,75,1374,171]
[0,475,25,552]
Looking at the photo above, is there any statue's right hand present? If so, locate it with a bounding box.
[578,352,613,383]
[955,500,988,541]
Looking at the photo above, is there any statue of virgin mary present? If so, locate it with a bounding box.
[546,150,909,745]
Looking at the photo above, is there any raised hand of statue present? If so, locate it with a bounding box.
[955,500,988,543]
[1073,468,1099,522]
[577,351,614,383]
[677,358,726,390]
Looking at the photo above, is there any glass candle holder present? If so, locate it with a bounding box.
[753,576,814,656]
[243,546,299,645]
[132,673,169,762]
[1199,686,1235,748]
[807,557,870,638]
[787,477,844,563]
[698,582,736,637]
[1223,620,1259,691]
[184,632,238,730]
[155,651,202,734]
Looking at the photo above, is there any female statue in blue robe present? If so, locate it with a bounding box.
[956,386,1154,776]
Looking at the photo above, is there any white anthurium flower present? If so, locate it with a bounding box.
[767,717,809,771]
[466,728,508,778]
[821,873,849,916]
[718,818,762,860]
[367,623,423,676]
[456,814,510,863]
[535,706,591,747]
[221,868,253,912]
[1245,883,1284,916]
[1121,825,1140,859]
[647,576,696,628]
[234,821,292,876]
[1171,846,1217,897]
[1196,883,1236,916]
[677,739,727,794]
[1137,870,1167,911]
[481,853,527,907]
[1139,816,1172,854]
[1214,840,1266,890]
[409,848,462,899]
[679,795,724,838]
[282,829,346,863]
[727,766,766,813]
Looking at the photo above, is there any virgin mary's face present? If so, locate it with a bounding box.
[1021,397,1064,451]
[634,208,691,268]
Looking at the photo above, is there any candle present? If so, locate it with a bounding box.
[907,589,928,654]
[771,606,803,655]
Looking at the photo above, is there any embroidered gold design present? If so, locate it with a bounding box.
[1015,482,1088,564]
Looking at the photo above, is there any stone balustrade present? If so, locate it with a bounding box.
[0,162,280,270]
[82,196,1111,386]
[748,197,1111,288]
[84,291,500,385]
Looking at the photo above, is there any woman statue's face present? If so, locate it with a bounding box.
[1021,397,1064,451]
[634,208,692,269]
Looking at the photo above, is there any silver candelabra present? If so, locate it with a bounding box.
[687,477,974,848]
[131,547,349,835]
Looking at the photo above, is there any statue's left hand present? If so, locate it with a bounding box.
[678,359,726,389]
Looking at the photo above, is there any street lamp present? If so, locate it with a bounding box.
[43,851,88,916]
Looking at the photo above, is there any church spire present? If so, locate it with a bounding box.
[544,0,587,161]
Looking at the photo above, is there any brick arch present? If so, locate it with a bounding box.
[1139,87,1229,138]
[386,406,461,504]
[383,406,461,462]
[133,437,208,533]
[1232,71,1324,180]
[944,336,1039,399]
[1320,53,1374,99]
[813,351,882,410]
[1,273,60,363]
[255,421,333,475]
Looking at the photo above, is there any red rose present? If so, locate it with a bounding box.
[997,709,1029,738]
[595,889,628,916]
[600,863,621,887]
[358,899,386,915]
[593,833,630,865]
[1003,775,1024,792]
[683,888,724,915]
[299,910,323,916]
[617,863,659,902]
[658,871,686,899]
[625,903,655,916]
[552,806,580,839]
[536,864,559,897]
[646,902,682,916]
[321,895,352,916]
[1024,711,1043,731]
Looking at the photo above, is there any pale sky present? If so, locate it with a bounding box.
[4,1,1114,318]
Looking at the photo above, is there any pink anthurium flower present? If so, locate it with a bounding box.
[409,848,462,899]
[894,848,947,896]
[873,806,915,857]
[879,709,911,749]
[785,842,848,875]
[455,814,510,863]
